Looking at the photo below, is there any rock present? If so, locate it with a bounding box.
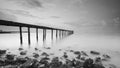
[0,49,6,55]
[16,57,27,64]
[5,59,16,65]
[33,53,39,58]
[50,57,61,68]
[90,51,100,55]
[63,52,68,59]
[108,64,117,68]
[75,61,84,68]
[0,59,5,66]
[94,57,103,66]
[74,51,81,55]
[59,49,62,51]
[69,50,74,52]
[35,48,38,51]
[46,47,51,49]
[103,54,111,59]
[42,57,50,61]
[18,48,23,51]
[41,52,49,57]
[49,53,54,55]
[6,54,15,60]
[20,59,34,68]
[93,64,105,68]
[81,57,86,61]
[83,58,94,68]
[76,54,81,59]
[81,51,88,56]
[20,51,27,55]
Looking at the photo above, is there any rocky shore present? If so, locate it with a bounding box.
[0,47,116,68]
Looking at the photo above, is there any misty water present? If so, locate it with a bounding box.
[0,26,120,67]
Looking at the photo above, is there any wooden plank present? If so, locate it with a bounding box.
[51,30,53,40]
[0,20,72,31]
[36,28,38,42]
[19,26,23,45]
[28,27,31,45]
[56,30,58,39]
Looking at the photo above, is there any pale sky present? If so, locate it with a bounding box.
[0,0,120,33]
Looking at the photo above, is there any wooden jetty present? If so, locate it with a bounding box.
[0,20,74,47]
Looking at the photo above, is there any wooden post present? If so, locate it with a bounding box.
[19,26,23,45]
[56,30,58,39]
[62,30,64,38]
[36,28,38,42]
[51,29,53,40]
[59,30,61,39]
[43,29,45,42]
[28,27,31,45]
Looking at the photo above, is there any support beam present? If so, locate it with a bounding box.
[62,31,63,38]
[56,30,58,39]
[36,28,38,42]
[43,29,46,42]
[51,29,53,40]
[19,26,23,45]
[28,27,31,45]
[59,30,61,39]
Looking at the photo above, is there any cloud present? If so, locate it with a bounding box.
[8,0,43,8]
[50,16,60,18]
[0,8,44,19]
[0,11,17,21]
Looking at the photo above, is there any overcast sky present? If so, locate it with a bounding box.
[0,0,120,33]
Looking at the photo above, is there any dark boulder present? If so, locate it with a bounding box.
[18,48,24,51]
[76,54,81,59]
[16,57,27,64]
[81,51,88,56]
[93,64,105,68]
[33,53,39,58]
[83,58,94,68]
[6,54,15,60]
[103,54,111,59]
[41,52,49,57]
[20,51,27,55]
[0,49,6,55]
[81,57,86,61]
[74,51,81,55]
[90,51,100,55]
[35,48,38,51]
[63,52,68,59]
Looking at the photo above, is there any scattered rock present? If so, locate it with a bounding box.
[76,54,81,59]
[108,64,117,68]
[18,48,23,51]
[46,47,51,49]
[16,57,27,64]
[6,54,15,60]
[59,49,62,51]
[0,49,6,55]
[49,53,54,55]
[83,58,94,68]
[81,51,88,56]
[74,51,81,55]
[35,48,38,51]
[20,51,27,55]
[81,57,86,61]
[93,64,105,68]
[69,50,74,52]
[63,52,68,59]
[41,52,49,57]
[103,54,111,59]
[90,51,100,55]
[33,53,39,58]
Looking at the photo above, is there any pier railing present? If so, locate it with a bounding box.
[0,20,74,47]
